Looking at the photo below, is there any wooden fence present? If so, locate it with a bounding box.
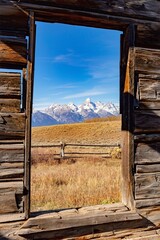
[31,142,121,159]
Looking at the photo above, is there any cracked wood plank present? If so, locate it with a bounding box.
[135,173,160,199]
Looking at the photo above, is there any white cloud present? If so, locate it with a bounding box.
[33,102,52,110]
[87,58,119,83]
[51,83,77,90]
[63,87,110,100]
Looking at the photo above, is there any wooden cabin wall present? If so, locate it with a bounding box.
[133,48,160,213]
[0,0,160,226]
[0,4,29,219]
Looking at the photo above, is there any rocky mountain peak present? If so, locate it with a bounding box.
[32,98,119,127]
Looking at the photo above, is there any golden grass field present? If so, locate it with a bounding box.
[32,117,121,145]
[31,117,122,211]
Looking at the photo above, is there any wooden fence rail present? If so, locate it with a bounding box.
[31,142,121,159]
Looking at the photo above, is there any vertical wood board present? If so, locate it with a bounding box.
[24,11,36,219]
[121,47,135,209]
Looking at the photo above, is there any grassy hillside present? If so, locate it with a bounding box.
[31,118,122,211]
[32,119,121,145]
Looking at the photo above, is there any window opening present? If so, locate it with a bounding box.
[31,22,122,211]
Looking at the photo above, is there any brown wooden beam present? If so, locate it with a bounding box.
[11,0,160,23]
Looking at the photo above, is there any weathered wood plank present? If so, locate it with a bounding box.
[139,74,160,80]
[24,11,36,219]
[135,173,160,199]
[135,48,160,74]
[0,99,21,113]
[0,37,27,69]
[18,211,143,237]
[134,134,160,143]
[78,203,128,215]
[122,47,135,209]
[136,198,160,209]
[0,168,24,179]
[0,219,157,240]
[0,162,23,169]
[136,164,160,173]
[0,192,18,214]
[136,23,160,49]
[135,110,160,133]
[135,142,160,164]
[0,144,24,163]
[137,75,160,109]
[0,213,25,223]
[0,181,23,194]
[139,102,160,110]
[0,113,25,139]
[0,3,28,35]
[139,79,160,101]
[137,206,160,226]
[13,0,160,22]
[0,72,21,97]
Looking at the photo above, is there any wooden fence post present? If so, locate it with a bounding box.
[60,142,65,158]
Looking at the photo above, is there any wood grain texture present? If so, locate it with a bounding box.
[137,206,160,226]
[0,192,18,214]
[0,72,21,97]
[0,37,27,69]
[0,143,24,163]
[0,3,28,35]
[136,23,160,49]
[137,76,160,109]
[134,134,160,143]
[0,113,25,139]
[24,11,36,219]
[135,173,160,199]
[0,181,23,194]
[136,164,160,173]
[0,99,21,113]
[135,142,160,164]
[18,211,143,237]
[135,110,160,133]
[139,79,160,101]
[0,168,24,179]
[135,48,160,75]
[12,0,160,22]
[121,47,135,209]
[136,198,160,209]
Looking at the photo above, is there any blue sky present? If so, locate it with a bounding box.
[33,22,121,110]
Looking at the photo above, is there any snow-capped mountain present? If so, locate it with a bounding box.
[32,110,58,127]
[32,98,119,127]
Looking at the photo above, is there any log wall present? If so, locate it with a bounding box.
[133,49,160,210]
[0,4,28,219]
[0,0,160,238]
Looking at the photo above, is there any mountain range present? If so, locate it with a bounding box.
[32,98,119,127]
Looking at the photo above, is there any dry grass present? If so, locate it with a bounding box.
[84,115,121,123]
[32,120,121,145]
[31,156,121,211]
[31,120,122,211]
